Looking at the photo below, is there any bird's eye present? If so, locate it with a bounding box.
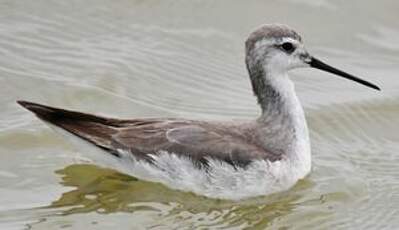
[281,42,295,53]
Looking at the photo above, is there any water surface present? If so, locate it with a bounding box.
[1,0,399,229]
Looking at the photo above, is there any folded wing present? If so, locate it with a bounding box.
[18,101,280,167]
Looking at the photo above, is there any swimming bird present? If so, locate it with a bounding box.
[17,24,379,200]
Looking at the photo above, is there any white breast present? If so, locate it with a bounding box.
[110,148,311,200]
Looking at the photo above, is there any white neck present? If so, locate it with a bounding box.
[255,67,311,168]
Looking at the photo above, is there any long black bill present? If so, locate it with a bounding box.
[309,57,380,91]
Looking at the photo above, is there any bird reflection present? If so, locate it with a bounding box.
[44,164,314,228]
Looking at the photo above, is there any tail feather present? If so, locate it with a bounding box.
[17,100,120,152]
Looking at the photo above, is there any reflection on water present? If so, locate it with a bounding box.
[42,164,314,229]
[30,163,356,229]
[1,0,399,229]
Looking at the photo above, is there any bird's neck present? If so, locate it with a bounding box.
[258,68,300,121]
[248,63,310,158]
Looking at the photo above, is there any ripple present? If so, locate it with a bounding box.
[1,0,399,229]
[308,98,399,229]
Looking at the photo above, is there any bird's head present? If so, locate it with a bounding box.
[245,24,380,90]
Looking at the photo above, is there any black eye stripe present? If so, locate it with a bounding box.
[280,42,296,53]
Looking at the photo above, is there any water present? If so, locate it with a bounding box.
[1,0,398,229]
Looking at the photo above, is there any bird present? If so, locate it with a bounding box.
[17,24,380,200]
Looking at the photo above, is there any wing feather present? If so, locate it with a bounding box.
[17,101,281,168]
[112,121,280,167]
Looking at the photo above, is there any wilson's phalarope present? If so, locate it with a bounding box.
[18,24,379,200]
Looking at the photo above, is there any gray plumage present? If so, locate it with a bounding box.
[245,24,302,53]
[17,101,282,167]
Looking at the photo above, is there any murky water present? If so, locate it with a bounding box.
[1,0,398,229]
